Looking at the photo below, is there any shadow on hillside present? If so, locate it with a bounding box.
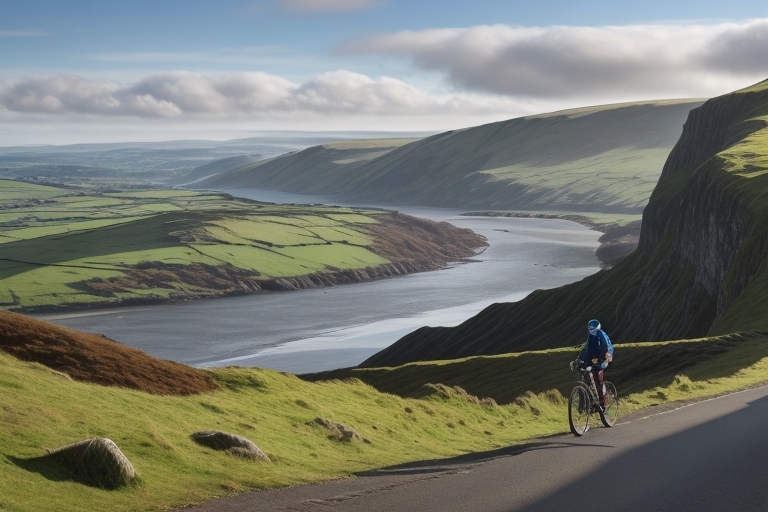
[356,439,612,478]
[520,391,768,511]
[6,454,71,484]
[303,332,768,405]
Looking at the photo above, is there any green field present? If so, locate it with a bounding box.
[2,332,768,511]
[0,181,392,310]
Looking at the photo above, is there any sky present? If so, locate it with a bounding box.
[1,0,768,145]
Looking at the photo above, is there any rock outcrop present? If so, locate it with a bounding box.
[362,80,768,368]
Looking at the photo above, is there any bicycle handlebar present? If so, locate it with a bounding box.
[570,360,596,373]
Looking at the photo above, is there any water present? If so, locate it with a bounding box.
[39,189,602,373]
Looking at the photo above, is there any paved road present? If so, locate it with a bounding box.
[185,385,768,511]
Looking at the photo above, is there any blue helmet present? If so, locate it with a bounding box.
[588,319,601,335]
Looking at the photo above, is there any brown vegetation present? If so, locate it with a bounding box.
[368,212,487,263]
[85,262,261,296]
[0,310,218,395]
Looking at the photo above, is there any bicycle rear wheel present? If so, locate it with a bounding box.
[599,381,619,427]
[568,384,591,436]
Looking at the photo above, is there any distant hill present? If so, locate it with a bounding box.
[362,80,768,367]
[0,136,342,187]
[200,100,703,214]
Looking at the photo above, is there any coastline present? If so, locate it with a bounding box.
[10,213,488,315]
[460,210,641,267]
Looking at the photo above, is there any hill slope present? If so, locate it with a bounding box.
[0,310,216,395]
[362,80,768,367]
[4,311,768,510]
[200,100,702,214]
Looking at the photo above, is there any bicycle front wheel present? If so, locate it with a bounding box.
[600,381,619,427]
[568,384,591,436]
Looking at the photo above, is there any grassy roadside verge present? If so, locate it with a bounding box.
[2,332,768,511]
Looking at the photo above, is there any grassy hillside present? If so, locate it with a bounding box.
[0,181,484,311]
[199,138,416,194]
[3,312,768,511]
[363,80,768,368]
[200,100,701,214]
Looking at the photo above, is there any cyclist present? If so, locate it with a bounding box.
[577,319,613,410]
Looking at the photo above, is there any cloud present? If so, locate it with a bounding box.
[338,20,768,99]
[276,0,380,14]
[0,71,510,119]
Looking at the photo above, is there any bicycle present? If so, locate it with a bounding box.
[568,360,619,436]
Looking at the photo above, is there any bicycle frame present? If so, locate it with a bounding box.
[568,363,619,435]
[580,367,602,403]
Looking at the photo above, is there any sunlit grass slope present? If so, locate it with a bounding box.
[0,351,563,512]
[3,330,768,511]
[0,181,402,309]
[306,332,768,405]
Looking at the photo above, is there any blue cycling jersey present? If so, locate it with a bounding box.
[579,330,613,369]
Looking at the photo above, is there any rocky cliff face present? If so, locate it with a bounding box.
[362,80,768,368]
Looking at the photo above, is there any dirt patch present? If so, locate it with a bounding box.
[0,310,218,395]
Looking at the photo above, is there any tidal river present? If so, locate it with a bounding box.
[39,189,602,374]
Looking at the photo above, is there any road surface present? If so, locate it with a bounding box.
[184,385,768,511]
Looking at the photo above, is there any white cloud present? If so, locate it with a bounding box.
[338,20,768,99]
[277,0,380,14]
[0,71,512,120]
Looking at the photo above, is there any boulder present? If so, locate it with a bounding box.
[41,437,136,489]
[190,431,270,461]
[311,417,371,443]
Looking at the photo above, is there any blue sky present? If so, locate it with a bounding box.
[2,0,768,144]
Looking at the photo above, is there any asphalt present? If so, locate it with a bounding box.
[182,385,768,511]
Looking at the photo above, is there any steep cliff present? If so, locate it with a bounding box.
[362,80,768,368]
